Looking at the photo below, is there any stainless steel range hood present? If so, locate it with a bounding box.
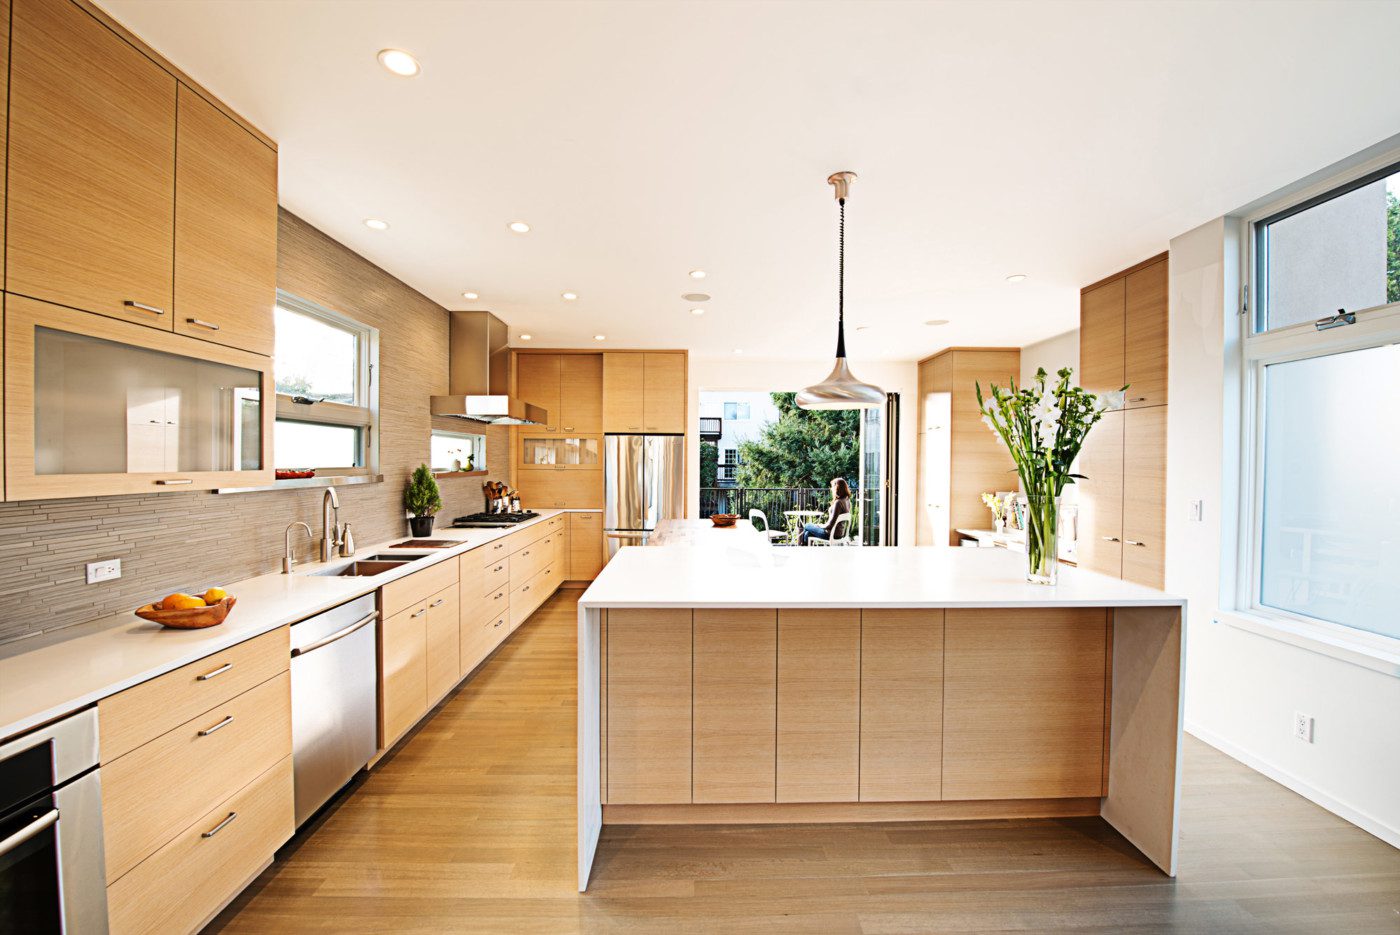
[430,311,547,425]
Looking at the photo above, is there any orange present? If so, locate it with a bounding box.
[202,587,229,604]
[159,592,205,611]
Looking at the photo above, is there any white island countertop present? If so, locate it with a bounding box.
[0,509,568,739]
[581,519,1182,609]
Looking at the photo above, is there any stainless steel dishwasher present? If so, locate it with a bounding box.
[289,593,378,827]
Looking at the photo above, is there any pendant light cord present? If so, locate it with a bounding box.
[836,196,847,359]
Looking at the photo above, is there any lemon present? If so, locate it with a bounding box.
[202,587,229,604]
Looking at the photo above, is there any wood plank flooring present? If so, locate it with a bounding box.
[209,590,1400,934]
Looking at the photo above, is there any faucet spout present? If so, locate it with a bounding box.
[284,522,313,574]
[321,488,342,562]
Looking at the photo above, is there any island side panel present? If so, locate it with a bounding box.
[577,604,602,892]
[1101,604,1184,876]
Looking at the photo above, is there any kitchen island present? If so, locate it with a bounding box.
[577,525,1186,890]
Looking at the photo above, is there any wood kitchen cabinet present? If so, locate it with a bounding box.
[379,602,428,750]
[515,352,604,434]
[7,0,176,326]
[606,608,692,804]
[568,511,604,581]
[602,351,686,433]
[1122,406,1167,589]
[173,84,277,356]
[693,609,777,804]
[776,609,860,803]
[424,583,461,704]
[1075,408,1124,578]
[859,609,944,802]
[942,608,1107,800]
[1079,254,1168,409]
[516,353,563,431]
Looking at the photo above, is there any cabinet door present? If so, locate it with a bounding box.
[1122,406,1167,589]
[425,584,461,700]
[776,609,860,803]
[173,85,277,356]
[943,609,1107,800]
[860,610,944,802]
[642,353,686,433]
[1124,259,1168,409]
[8,0,176,326]
[1079,278,1125,399]
[693,609,777,804]
[1076,408,1124,578]
[380,604,427,748]
[606,608,692,804]
[602,353,645,432]
[559,354,603,433]
[516,354,562,431]
[568,511,604,580]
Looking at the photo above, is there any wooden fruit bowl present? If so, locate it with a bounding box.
[709,513,738,527]
[135,597,236,630]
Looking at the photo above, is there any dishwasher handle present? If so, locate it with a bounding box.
[291,611,378,658]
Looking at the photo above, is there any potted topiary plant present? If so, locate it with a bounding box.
[404,463,443,536]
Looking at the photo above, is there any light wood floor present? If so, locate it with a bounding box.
[210,590,1400,934]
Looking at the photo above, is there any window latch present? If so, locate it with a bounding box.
[1315,309,1356,331]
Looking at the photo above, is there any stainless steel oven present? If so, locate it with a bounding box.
[0,708,108,933]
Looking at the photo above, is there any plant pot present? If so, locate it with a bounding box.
[409,515,436,537]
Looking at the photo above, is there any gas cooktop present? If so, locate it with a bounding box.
[451,511,541,528]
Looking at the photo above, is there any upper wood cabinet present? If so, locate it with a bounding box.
[174,85,277,356]
[603,351,686,433]
[1075,408,1124,579]
[515,353,604,433]
[7,0,176,325]
[1121,406,1167,589]
[1079,254,1167,409]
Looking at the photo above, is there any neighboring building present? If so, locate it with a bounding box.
[698,391,781,488]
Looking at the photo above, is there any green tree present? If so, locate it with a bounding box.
[1387,189,1399,304]
[735,392,859,489]
[699,440,718,488]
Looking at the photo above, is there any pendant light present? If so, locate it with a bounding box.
[796,171,886,410]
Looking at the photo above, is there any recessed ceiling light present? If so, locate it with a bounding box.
[363,218,389,231]
[519,333,532,341]
[689,269,707,280]
[681,293,710,302]
[461,291,478,300]
[561,292,578,301]
[689,307,705,316]
[593,334,606,341]
[855,325,871,332]
[924,319,949,327]
[1005,273,1028,283]
[508,221,531,233]
[733,348,743,355]
[377,48,420,77]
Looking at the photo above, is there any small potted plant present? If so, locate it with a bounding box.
[404,463,443,536]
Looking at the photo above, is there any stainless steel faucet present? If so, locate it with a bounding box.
[321,488,341,562]
[284,522,313,574]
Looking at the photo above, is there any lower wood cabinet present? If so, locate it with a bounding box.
[568,511,604,580]
[776,609,860,803]
[379,601,428,749]
[942,608,1108,800]
[859,609,944,802]
[424,583,461,704]
[605,608,692,804]
[693,609,776,804]
[106,756,292,935]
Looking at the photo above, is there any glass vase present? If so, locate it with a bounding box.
[1024,492,1060,585]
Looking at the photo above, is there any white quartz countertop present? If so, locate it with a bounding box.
[581,523,1184,610]
[0,509,567,740]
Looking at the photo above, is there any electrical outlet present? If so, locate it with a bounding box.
[86,559,121,584]
[1187,499,1204,522]
[1293,711,1314,743]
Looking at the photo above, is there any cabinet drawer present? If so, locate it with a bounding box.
[481,555,510,595]
[510,562,558,630]
[98,626,288,764]
[103,671,291,884]
[475,535,515,567]
[381,559,458,619]
[510,535,553,587]
[461,612,509,676]
[463,586,510,630]
[106,756,293,935]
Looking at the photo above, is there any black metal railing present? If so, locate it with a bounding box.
[700,487,830,532]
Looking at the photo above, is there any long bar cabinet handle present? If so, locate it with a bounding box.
[186,318,221,331]
[198,715,234,737]
[201,812,238,838]
[123,300,164,315]
[197,662,233,681]
[156,478,193,486]
[1125,540,1147,546]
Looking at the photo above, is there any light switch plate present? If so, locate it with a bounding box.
[1187,499,1204,522]
[86,559,122,584]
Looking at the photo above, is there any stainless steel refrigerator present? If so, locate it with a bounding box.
[604,434,685,557]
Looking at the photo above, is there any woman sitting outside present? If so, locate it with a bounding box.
[801,477,852,545]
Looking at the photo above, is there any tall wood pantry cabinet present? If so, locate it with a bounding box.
[1076,254,1168,588]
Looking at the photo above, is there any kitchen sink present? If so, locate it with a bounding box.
[309,559,410,577]
[362,553,431,562]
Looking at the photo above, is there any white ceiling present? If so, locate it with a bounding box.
[104,0,1400,361]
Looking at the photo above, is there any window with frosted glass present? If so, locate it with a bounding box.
[1255,164,1400,333]
[1259,344,1400,637]
[33,327,262,475]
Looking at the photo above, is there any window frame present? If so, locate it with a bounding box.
[273,292,379,476]
[1233,154,1400,664]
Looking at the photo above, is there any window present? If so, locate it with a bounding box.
[724,402,750,421]
[720,447,738,481]
[1240,160,1400,646]
[273,294,377,472]
[431,429,486,473]
[1253,161,1399,334]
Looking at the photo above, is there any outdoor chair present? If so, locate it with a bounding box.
[748,509,789,544]
[808,513,857,547]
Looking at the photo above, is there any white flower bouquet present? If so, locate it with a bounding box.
[977,367,1123,583]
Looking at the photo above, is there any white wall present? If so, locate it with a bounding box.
[686,356,919,545]
[1019,328,1079,387]
[1167,218,1400,848]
